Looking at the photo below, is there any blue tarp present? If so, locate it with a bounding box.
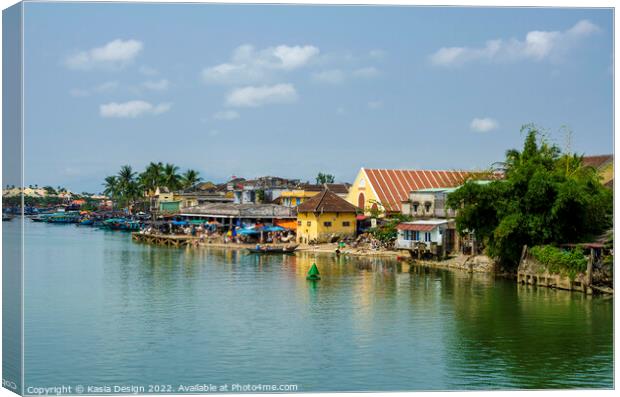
[171,220,189,226]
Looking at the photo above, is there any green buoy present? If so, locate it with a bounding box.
[306,263,321,280]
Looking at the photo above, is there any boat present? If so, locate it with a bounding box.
[79,219,94,226]
[102,218,141,231]
[46,211,81,224]
[246,244,298,254]
[2,214,13,222]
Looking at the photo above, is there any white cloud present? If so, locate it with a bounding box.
[369,49,386,59]
[70,81,118,97]
[139,65,159,76]
[225,84,298,107]
[430,19,600,67]
[470,117,499,132]
[208,129,220,137]
[142,79,169,91]
[367,100,383,109]
[202,44,319,84]
[100,100,171,118]
[312,69,345,84]
[353,66,380,78]
[66,39,143,70]
[212,110,240,121]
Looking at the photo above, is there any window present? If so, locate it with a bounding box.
[297,221,302,226]
[342,221,351,227]
[323,221,332,227]
[414,231,420,241]
[413,202,420,212]
[424,232,431,242]
[424,202,432,212]
[307,221,311,226]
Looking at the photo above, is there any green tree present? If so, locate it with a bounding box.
[180,169,202,190]
[447,125,612,269]
[162,163,181,191]
[316,172,335,184]
[138,162,164,196]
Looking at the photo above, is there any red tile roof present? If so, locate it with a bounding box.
[582,155,613,169]
[297,190,359,213]
[364,169,475,212]
[397,223,436,231]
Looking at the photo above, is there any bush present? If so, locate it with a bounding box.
[530,245,588,277]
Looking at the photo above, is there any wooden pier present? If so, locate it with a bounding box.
[132,233,200,247]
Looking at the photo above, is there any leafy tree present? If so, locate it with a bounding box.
[447,125,612,269]
[138,162,164,196]
[162,163,181,191]
[43,186,57,195]
[180,169,202,190]
[316,172,335,184]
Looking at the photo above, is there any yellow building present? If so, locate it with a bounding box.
[296,190,360,244]
[279,190,320,207]
[583,155,613,187]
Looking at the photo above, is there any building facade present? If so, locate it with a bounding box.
[346,168,477,216]
[296,190,359,244]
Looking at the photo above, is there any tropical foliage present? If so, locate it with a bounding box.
[529,245,588,278]
[103,163,202,212]
[316,172,335,184]
[446,125,612,269]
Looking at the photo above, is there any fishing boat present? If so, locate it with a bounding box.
[246,244,298,254]
[78,218,94,226]
[103,218,141,231]
[46,212,81,224]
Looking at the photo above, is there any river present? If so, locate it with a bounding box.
[5,220,613,391]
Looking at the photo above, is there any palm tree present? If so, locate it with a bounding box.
[103,176,119,209]
[162,163,181,191]
[180,169,202,190]
[117,165,139,212]
[138,162,164,196]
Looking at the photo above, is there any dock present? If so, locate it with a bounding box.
[132,233,200,247]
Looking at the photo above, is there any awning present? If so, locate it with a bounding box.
[397,223,436,231]
[356,215,367,221]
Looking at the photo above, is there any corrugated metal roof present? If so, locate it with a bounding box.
[364,169,472,212]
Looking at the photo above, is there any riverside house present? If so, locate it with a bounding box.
[296,190,360,244]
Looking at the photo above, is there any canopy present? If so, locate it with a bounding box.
[171,220,189,226]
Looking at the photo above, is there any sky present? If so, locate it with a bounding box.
[19,2,613,193]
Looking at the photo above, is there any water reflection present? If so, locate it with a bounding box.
[22,221,613,390]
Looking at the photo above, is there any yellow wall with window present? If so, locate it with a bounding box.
[345,168,384,215]
[296,211,357,243]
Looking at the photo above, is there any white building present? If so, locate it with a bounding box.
[395,219,457,256]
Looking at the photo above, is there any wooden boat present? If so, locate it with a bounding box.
[247,244,298,254]
[2,214,13,222]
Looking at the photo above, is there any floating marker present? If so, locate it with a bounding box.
[306,263,321,280]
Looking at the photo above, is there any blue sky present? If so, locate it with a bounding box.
[22,2,613,193]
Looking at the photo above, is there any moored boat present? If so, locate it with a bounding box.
[247,244,298,254]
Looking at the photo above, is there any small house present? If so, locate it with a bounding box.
[395,219,457,257]
[296,190,360,244]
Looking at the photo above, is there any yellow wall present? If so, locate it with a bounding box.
[345,168,384,215]
[599,161,613,185]
[296,211,357,243]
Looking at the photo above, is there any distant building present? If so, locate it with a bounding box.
[296,190,359,244]
[346,168,485,216]
[218,176,301,204]
[179,202,296,229]
[583,154,613,188]
[277,183,350,207]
